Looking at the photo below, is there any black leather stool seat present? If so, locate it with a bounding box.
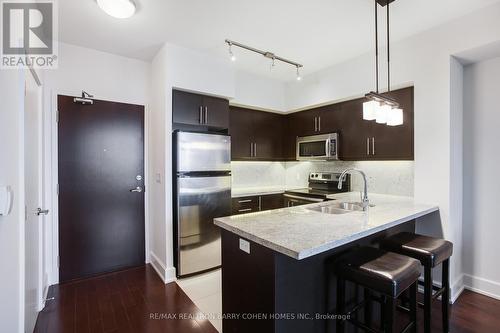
[380,232,453,267]
[336,247,421,297]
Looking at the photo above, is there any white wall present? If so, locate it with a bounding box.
[282,2,500,300]
[0,69,25,333]
[463,56,500,300]
[232,70,286,112]
[42,42,151,285]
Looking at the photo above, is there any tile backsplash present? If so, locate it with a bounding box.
[232,161,414,197]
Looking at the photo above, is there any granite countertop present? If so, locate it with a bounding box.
[231,186,303,198]
[214,192,439,260]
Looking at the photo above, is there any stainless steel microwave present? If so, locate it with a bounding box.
[296,133,339,161]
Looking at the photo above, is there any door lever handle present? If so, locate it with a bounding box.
[130,187,143,193]
[36,208,49,216]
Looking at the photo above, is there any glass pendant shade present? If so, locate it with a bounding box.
[376,104,390,124]
[363,100,379,121]
[387,108,404,126]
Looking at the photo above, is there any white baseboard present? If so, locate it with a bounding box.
[463,274,500,301]
[150,251,176,284]
[451,274,465,303]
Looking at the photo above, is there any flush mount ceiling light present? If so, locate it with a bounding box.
[96,0,136,19]
[363,0,404,126]
[225,39,303,81]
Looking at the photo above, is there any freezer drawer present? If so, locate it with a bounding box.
[175,131,231,173]
[176,175,231,276]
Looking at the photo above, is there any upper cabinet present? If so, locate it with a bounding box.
[173,90,229,129]
[338,87,414,160]
[227,87,414,162]
[230,106,285,161]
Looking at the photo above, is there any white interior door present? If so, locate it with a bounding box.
[24,70,44,333]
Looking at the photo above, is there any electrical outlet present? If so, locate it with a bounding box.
[239,238,250,254]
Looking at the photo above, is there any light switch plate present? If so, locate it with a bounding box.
[239,238,250,254]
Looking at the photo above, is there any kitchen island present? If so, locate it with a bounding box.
[214,193,439,333]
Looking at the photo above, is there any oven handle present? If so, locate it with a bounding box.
[283,194,325,203]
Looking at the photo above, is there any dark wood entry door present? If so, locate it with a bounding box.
[58,95,145,282]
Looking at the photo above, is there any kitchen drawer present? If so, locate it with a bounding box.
[231,196,260,215]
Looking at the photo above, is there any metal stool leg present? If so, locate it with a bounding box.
[424,266,433,333]
[409,282,417,333]
[337,278,346,333]
[442,259,450,333]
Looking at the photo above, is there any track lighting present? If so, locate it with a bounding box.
[228,43,236,62]
[225,39,303,81]
[296,66,302,81]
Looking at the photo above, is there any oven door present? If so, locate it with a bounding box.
[283,194,325,207]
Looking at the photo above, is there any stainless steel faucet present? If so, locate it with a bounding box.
[338,168,370,210]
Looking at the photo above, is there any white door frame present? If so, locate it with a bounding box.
[24,67,44,333]
[43,89,150,285]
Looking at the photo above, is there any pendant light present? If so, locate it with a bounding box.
[363,0,404,126]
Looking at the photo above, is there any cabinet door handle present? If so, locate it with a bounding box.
[314,117,318,132]
[204,106,208,124]
[250,143,253,157]
[238,199,253,203]
[372,137,375,155]
[254,143,257,157]
[318,116,321,132]
[367,138,370,155]
[238,208,253,213]
[199,106,203,124]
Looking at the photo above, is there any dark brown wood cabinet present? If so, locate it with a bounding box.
[229,87,413,161]
[338,87,414,160]
[284,104,344,159]
[260,193,284,211]
[229,106,285,160]
[231,193,285,215]
[173,90,229,129]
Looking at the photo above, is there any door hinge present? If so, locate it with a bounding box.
[56,110,59,122]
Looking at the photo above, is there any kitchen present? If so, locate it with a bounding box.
[2,1,500,333]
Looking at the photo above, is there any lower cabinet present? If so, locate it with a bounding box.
[231,193,284,215]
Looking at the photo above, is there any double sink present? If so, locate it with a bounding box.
[307,201,368,215]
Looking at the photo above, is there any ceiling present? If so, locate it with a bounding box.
[59,0,500,81]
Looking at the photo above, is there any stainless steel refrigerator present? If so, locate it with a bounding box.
[173,131,231,277]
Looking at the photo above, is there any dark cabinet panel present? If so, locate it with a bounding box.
[231,196,260,215]
[230,106,285,161]
[230,107,255,159]
[173,90,229,129]
[232,193,285,215]
[338,99,374,160]
[260,194,284,211]
[368,88,414,160]
[339,87,414,161]
[203,95,229,129]
[252,111,284,160]
[172,90,203,126]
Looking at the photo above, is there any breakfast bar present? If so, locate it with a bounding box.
[214,193,439,333]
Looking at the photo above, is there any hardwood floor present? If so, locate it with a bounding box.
[34,265,217,333]
[34,265,500,333]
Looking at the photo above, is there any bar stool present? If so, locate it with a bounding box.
[380,232,453,333]
[334,247,420,333]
